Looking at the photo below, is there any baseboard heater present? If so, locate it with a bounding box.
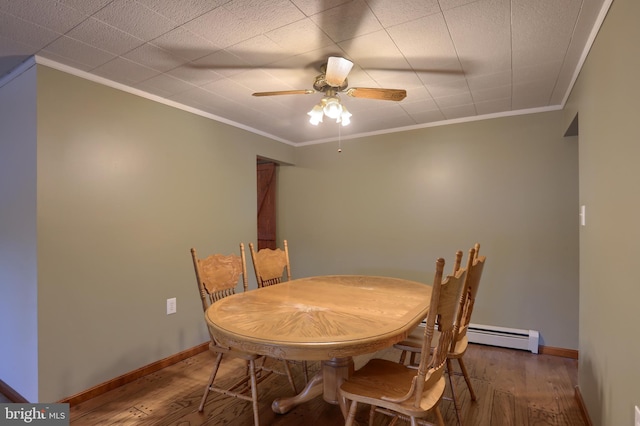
[416,322,540,354]
[467,323,539,354]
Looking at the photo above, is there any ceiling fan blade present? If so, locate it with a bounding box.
[325,57,354,87]
[345,87,407,101]
[252,89,315,97]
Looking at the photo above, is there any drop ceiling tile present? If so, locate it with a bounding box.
[426,78,469,98]
[366,70,424,93]
[401,85,436,102]
[185,0,304,48]
[166,63,224,86]
[513,61,563,85]
[471,84,511,102]
[42,36,115,69]
[92,57,160,85]
[190,49,252,78]
[368,0,440,28]
[265,18,334,56]
[215,69,276,95]
[290,0,352,17]
[134,73,196,97]
[66,17,144,55]
[388,13,462,74]
[0,0,86,33]
[229,35,290,66]
[0,11,60,48]
[150,27,220,61]
[349,104,416,128]
[409,108,446,123]
[58,0,114,16]
[475,97,511,115]
[93,0,177,41]
[135,0,227,23]
[224,0,305,33]
[339,30,405,69]
[466,70,511,92]
[512,0,582,69]
[0,0,611,144]
[401,97,440,114]
[433,91,473,109]
[170,85,220,106]
[444,0,511,75]
[123,43,185,72]
[440,103,476,119]
[183,6,253,47]
[310,0,382,43]
[0,34,32,55]
[512,79,555,109]
[438,0,479,11]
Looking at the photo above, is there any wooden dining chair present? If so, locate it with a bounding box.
[248,239,308,382]
[249,239,291,288]
[339,257,467,426]
[395,243,486,425]
[190,244,298,426]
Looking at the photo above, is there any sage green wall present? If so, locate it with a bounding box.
[0,66,38,402]
[279,111,579,350]
[34,66,294,402]
[565,0,640,424]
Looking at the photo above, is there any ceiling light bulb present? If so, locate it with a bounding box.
[340,106,352,126]
[323,96,342,119]
[308,104,324,125]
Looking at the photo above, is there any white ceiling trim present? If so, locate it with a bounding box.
[13,55,562,147]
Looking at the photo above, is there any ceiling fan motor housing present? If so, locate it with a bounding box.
[313,73,348,92]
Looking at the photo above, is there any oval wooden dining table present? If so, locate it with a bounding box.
[204,275,432,416]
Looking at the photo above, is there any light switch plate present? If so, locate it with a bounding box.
[167,297,177,315]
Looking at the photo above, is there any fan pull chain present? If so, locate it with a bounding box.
[338,124,342,153]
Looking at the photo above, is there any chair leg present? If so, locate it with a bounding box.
[409,351,418,366]
[368,405,376,426]
[199,353,223,412]
[457,357,476,401]
[248,359,260,426]
[447,359,463,426]
[345,400,358,426]
[302,361,309,383]
[434,406,445,426]
[281,360,298,394]
[399,350,407,365]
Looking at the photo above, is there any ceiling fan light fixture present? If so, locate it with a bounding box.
[322,96,343,119]
[339,106,352,126]
[307,104,324,125]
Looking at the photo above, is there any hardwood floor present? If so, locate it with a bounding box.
[69,344,585,425]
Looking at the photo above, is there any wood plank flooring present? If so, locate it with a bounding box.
[69,344,585,425]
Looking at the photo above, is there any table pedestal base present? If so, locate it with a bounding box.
[271,357,355,415]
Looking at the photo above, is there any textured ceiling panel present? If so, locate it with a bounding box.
[0,0,610,145]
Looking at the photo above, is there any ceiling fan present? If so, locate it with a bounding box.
[252,56,407,126]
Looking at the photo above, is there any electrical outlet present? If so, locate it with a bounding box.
[635,405,640,426]
[166,298,176,315]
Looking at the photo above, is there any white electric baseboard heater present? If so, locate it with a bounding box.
[466,323,539,354]
[416,322,540,354]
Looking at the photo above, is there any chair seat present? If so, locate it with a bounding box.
[396,329,469,359]
[340,359,446,418]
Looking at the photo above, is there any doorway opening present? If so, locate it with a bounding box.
[256,159,277,250]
